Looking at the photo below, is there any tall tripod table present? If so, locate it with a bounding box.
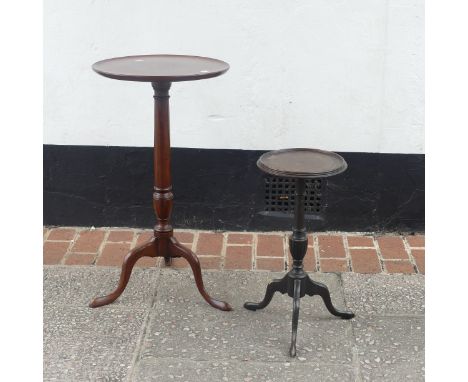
[89,54,231,311]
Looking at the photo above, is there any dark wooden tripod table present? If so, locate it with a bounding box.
[89,54,231,311]
[244,148,355,356]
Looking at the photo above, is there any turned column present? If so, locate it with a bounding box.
[152,82,174,260]
[289,179,308,277]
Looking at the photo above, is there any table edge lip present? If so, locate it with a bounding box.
[92,54,230,82]
[256,148,348,179]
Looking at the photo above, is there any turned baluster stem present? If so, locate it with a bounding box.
[152,82,173,235]
[290,178,307,273]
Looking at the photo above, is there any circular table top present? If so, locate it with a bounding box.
[257,148,347,179]
[92,54,229,82]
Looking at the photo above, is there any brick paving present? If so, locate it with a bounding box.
[43,227,425,274]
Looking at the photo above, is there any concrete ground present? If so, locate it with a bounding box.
[44,266,424,381]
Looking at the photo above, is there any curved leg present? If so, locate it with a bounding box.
[169,237,232,311]
[304,275,354,319]
[289,279,301,357]
[244,273,289,311]
[89,239,158,308]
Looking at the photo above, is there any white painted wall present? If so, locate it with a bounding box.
[44,0,424,154]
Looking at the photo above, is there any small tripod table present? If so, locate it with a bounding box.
[244,148,355,356]
[89,54,231,311]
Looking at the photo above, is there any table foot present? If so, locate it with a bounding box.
[89,239,158,308]
[169,237,232,311]
[244,274,289,311]
[304,274,355,319]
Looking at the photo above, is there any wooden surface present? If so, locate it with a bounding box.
[92,54,229,82]
[257,148,347,178]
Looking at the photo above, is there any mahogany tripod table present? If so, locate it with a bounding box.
[244,148,355,356]
[89,54,231,311]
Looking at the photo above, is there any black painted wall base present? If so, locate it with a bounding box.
[44,145,424,232]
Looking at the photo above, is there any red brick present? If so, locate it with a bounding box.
[385,261,415,274]
[257,235,284,257]
[162,255,220,269]
[65,253,96,266]
[47,228,77,241]
[377,236,408,260]
[72,230,106,253]
[347,235,374,248]
[256,257,285,271]
[225,246,252,270]
[136,231,154,247]
[174,231,194,244]
[350,249,381,273]
[227,233,253,245]
[196,233,223,256]
[199,256,221,269]
[43,241,69,265]
[135,257,158,268]
[412,249,425,274]
[107,230,134,242]
[162,257,188,269]
[320,259,349,273]
[318,235,346,258]
[96,242,131,266]
[406,235,425,248]
[288,247,316,272]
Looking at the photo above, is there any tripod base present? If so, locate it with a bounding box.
[244,269,354,357]
[90,236,232,311]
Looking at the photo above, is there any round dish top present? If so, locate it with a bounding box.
[92,54,229,82]
[257,148,347,178]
